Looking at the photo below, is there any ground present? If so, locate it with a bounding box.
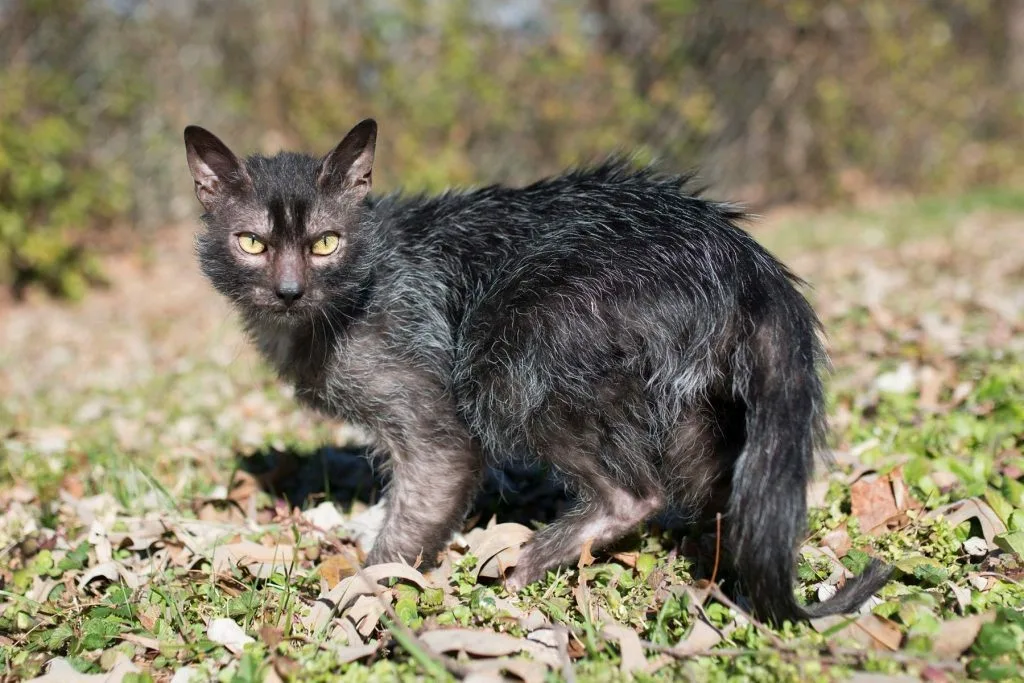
[1,191,1023,682]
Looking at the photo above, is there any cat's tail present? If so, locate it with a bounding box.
[727,292,891,624]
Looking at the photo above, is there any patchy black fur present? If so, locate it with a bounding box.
[183,120,891,624]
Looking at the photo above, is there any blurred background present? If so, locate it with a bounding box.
[1,0,1022,298]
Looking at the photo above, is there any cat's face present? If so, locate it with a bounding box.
[183,120,377,325]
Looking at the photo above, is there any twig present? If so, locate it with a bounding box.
[709,513,722,586]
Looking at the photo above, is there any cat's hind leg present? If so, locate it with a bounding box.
[506,475,663,591]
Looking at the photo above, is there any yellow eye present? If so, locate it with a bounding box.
[311,233,340,256]
[237,234,267,254]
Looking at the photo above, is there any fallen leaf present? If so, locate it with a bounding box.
[302,501,347,533]
[211,541,296,579]
[821,527,852,557]
[24,654,140,682]
[850,467,921,535]
[330,640,381,664]
[672,619,722,655]
[78,561,140,591]
[464,658,548,683]
[319,550,361,588]
[930,611,996,658]
[208,617,254,654]
[119,633,161,651]
[303,563,432,633]
[601,623,646,674]
[963,537,988,557]
[610,551,639,568]
[419,629,561,668]
[348,592,392,637]
[577,538,596,570]
[925,498,1006,550]
[466,523,533,579]
[812,613,903,651]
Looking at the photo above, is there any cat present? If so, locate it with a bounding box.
[183,118,890,624]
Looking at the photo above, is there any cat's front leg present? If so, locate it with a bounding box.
[365,430,483,569]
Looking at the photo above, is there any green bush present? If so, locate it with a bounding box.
[0,66,129,298]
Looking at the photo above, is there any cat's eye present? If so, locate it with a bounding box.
[311,233,340,256]
[237,233,267,255]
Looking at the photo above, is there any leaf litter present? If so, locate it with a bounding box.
[1,202,1023,680]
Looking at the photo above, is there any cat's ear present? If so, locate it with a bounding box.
[317,119,377,198]
[184,126,249,209]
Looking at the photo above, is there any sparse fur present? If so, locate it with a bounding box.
[184,119,891,624]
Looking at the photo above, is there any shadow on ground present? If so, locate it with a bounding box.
[234,446,573,529]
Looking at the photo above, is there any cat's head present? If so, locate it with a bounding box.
[183,119,377,325]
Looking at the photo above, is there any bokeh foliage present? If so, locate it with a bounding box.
[1,0,1022,296]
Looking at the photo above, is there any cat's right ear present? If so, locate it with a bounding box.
[183,126,249,210]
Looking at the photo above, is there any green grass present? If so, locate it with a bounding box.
[1,195,1022,681]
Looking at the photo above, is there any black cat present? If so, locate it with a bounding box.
[184,119,889,624]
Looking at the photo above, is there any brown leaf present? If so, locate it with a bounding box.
[348,592,392,637]
[601,623,646,674]
[812,613,903,651]
[23,655,140,683]
[464,658,548,683]
[418,629,561,668]
[466,522,533,579]
[850,467,922,535]
[577,538,596,570]
[260,625,284,649]
[821,527,852,557]
[930,611,996,659]
[610,551,639,568]
[319,550,361,588]
[211,540,296,579]
[672,620,722,656]
[925,498,1006,551]
[331,640,382,664]
[303,563,432,633]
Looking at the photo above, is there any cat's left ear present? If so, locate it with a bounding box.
[318,119,377,198]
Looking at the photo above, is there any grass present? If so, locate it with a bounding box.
[1,191,1022,681]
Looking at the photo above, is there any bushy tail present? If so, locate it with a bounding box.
[728,296,891,624]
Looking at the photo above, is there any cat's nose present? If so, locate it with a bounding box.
[275,280,304,305]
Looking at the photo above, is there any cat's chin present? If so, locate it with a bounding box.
[240,302,318,327]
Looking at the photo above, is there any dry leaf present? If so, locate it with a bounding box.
[319,550,361,588]
[348,592,392,637]
[331,640,381,664]
[930,611,996,658]
[419,629,561,668]
[211,541,296,579]
[78,561,140,591]
[925,498,1006,550]
[464,658,548,683]
[208,617,255,654]
[601,623,646,674]
[467,523,533,579]
[610,551,639,568]
[302,502,347,533]
[119,633,161,651]
[577,538,596,570]
[672,620,722,656]
[303,563,432,633]
[24,655,140,683]
[850,467,921,535]
[812,613,902,651]
[821,527,852,557]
